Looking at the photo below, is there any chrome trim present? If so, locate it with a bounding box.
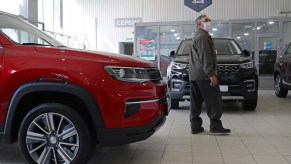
[217,64,239,66]
[222,96,244,100]
[182,95,191,100]
[244,79,256,92]
[282,80,291,87]
[125,95,168,105]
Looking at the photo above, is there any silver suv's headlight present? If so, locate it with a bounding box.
[104,66,162,83]
[172,62,187,69]
[240,61,253,69]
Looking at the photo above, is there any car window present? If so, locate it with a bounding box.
[176,39,242,56]
[213,39,242,55]
[0,14,63,47]
[177,40,192,55]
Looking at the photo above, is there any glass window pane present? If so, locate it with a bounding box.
[183,24,195,39]
[283,22,291,51]
[210,23,229,38]
[231,23,255,53]
[257,21,278,33]
[159,25,181,76]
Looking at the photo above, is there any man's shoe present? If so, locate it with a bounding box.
[209,127,231,135]
[191,127,204,134]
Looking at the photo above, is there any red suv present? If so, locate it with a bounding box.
[0,11,168,163]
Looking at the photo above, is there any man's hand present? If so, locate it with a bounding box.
[210,75,218,87]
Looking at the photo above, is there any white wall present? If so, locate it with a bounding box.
[2,0,291,53]
[66,0,291,53]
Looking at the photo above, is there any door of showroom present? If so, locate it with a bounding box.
[255,34,279,89]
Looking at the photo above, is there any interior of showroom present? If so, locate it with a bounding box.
[1,0,291,163]
[2,0,291,89]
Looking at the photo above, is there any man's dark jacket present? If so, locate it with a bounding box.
[189,28,217,81]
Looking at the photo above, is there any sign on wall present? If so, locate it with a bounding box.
[184,0,212,12]
[115,17,142,27]
[138,39,156,60]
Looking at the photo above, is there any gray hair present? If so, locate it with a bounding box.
[195,14,207,26]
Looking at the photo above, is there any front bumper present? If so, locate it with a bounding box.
[97,112,166,146]
[168,76,258,101]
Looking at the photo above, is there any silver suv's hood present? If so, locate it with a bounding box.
[172,55,252,65]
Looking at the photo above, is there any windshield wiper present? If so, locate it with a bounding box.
[21,43,51,46]
[176,54,189,56]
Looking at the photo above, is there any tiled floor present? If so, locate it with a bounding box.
[1,90,291,164]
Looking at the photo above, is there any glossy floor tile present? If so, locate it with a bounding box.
[1,90,291,164]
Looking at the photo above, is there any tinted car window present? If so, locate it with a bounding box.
[286,44,291,55]
[176,40,192,55]
[176,39,242,56]
[214,39,242,55]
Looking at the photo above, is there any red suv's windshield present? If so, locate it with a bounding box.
[0,13,63,47]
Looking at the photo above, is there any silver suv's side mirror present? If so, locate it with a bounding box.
[169,50,175,58]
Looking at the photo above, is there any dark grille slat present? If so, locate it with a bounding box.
[217,64,240,74]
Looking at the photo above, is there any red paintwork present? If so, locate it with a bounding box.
[0,32,167,129]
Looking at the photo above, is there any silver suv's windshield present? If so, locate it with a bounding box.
[0,13,63,47]
[176,39,242,56]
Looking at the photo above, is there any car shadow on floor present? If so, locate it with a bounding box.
[173,101,253,113]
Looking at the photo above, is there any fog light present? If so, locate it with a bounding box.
[125,103,140,118]
[173,82,181,88]
[246,83,253,88]
[244,80,255,92]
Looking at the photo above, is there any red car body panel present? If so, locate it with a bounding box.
[0,39,168,128]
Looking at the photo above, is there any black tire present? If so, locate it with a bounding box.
[171,99,179,109]
[274,74,288,97]
[18,103,95,164]
[242,91,258,111]
[242,95,257,111]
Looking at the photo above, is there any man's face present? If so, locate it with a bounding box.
[198,16,211,28]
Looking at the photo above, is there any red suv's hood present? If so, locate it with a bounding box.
[34,46,156,67]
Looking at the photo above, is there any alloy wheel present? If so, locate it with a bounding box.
[26,112,79,164]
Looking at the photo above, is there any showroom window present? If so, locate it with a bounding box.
[257,21,279,33]
[231,22,255,53]
[210,23,230,38]
[54,0,63,32]
[283,22,291,49]
[159,25,181,76]
[183,24,195,39]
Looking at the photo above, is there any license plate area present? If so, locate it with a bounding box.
[219,85,228,92]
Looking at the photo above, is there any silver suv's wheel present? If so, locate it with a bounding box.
[274,74,288,97]
[18,103,95,164]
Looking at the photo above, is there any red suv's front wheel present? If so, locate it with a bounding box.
[18,103,95,164]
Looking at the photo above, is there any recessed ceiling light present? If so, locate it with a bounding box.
[212,28,218,31]
[237,36,241,39]
[268,21,275,25]
[170,29,175,32]
[244,33,249,36]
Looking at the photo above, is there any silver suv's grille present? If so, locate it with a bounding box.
[217,64,240,74]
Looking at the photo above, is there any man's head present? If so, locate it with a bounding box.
[195,15,212,32]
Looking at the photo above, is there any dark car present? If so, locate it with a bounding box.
[0,11,169,163]
[167,38,258,110]
[259,49,277,75]
[274,42,291,97]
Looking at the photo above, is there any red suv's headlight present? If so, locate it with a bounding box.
[104,66,162,83]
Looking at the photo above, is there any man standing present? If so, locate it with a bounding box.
[189,15,231,134]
